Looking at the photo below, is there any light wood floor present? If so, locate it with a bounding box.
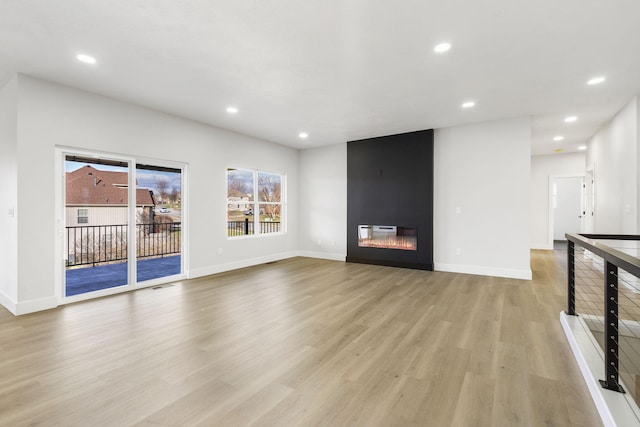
[0,251,602,426]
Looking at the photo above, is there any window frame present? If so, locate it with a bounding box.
[77,208,89,224]
[226,168,285,238]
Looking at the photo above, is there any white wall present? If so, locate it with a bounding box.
[298,143,347,260]
[585,96,638,234]
[637,100,640,233]
[434,117,532,280]
[636,98,640,234]
[530,153,585,249]
[12,74,299,313]
[0,76,18,310]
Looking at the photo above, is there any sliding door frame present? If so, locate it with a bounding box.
[55,146,188,305]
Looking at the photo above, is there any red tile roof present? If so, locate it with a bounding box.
[66,165,155,206]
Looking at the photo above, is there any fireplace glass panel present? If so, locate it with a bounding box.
[358,225,417,251]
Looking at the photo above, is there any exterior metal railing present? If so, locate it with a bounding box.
[227,218,281,236]
[68,220,282,266]
[259,221,281,234]
[566,233,640,395]
[66,222,181,267]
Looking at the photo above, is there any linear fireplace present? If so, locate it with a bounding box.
[358,225,417,251]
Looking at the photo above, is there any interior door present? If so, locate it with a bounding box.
[553,176,584,241]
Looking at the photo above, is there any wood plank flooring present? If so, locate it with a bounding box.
[0,250,602,426]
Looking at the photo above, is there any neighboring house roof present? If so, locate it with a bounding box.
[66,165,155,206]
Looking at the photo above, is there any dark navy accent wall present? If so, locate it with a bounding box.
[347,129,434,270]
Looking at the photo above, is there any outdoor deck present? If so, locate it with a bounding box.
[66,255,181,296]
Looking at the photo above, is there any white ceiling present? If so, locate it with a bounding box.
[1,0,640,155]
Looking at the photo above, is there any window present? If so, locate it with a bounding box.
[258,171,282,234]
[77,208,88,224]
[227,168,284,237]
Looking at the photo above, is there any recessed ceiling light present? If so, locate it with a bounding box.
[554,149,564,153]
[299,132,308,139]
[226,107,238,114]
[587,76,605,85]
[553,136,564,141]
[76,54,96,64]
[564,116,577,123]
[462,101,475,108]
[578,145,587,150]
[434,43,451,53]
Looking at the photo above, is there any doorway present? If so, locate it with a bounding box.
[58,148,186,301]
[550,175,585,249]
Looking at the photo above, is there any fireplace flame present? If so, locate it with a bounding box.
[358,236,417,251]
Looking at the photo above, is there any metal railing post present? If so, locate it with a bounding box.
[599,261,625,393]
[567,240,576,315]
[244,217,249,235]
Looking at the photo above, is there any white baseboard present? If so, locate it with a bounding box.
[298,251,346,261]
[435,263,532,280]
[0,289,17,315]
[531,243,553,250]
[13,296,58,316]
[188,251,300,279]
[560,311,640,427]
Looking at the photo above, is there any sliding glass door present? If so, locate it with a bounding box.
[64,156,131,296]
[62,152,184,299]
[135,164,182,283]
